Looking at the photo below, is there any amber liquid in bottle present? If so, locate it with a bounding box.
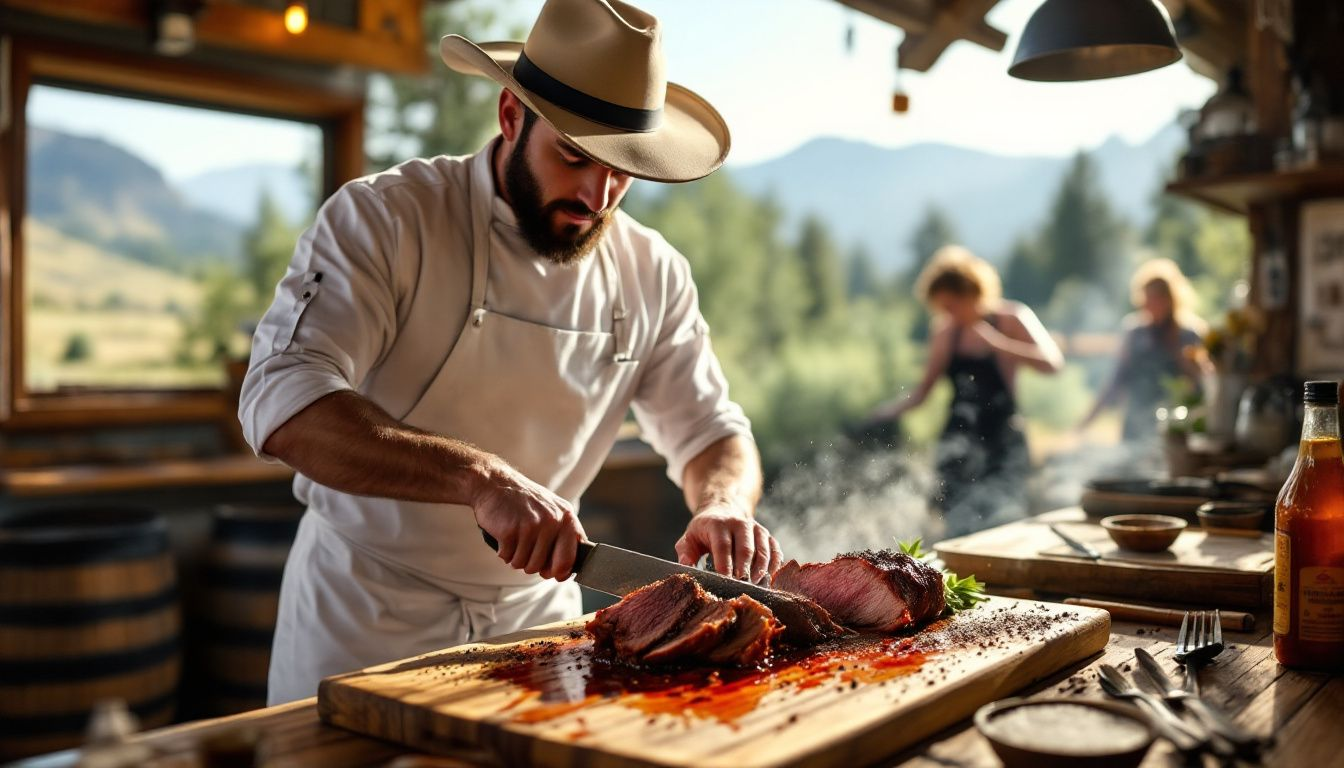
[1274,389,1344,670]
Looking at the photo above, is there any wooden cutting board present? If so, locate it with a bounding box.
[317,596,1107,768]
[935,509,1274,609]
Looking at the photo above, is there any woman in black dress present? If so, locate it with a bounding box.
[866,246,1063,537]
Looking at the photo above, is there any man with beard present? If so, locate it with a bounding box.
[239,0,778,704]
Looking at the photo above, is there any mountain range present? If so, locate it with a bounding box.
[29,122,1184,277]
[27,127,244,267]
[730,124,1186,272]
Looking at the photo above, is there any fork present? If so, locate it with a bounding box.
[1097,664,1205,754]
[1173,610,1264,752]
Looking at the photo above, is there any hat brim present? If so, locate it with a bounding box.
[440,36,730,183]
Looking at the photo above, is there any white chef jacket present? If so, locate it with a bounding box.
[238,141,752,588]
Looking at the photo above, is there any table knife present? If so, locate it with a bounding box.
[1134,647,1263,752]
[1048,523,1102,560]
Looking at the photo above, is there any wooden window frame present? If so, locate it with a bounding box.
[0,37,364,431]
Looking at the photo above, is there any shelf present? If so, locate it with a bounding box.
[0,454,294,498]
[1165,165,1344,215]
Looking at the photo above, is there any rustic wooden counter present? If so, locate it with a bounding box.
[9,609,1337,768]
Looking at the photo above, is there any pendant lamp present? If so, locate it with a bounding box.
[1009,0,1182,82]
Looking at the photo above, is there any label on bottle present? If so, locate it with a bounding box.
[1298,567,1344,642]
[1275,531,1291,635]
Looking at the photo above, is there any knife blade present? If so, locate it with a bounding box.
[1047,523,1102,560]
[1134,648,1263,752]
[478,529,849,642]
[480,529,785,605]
[1096,664,1205,754]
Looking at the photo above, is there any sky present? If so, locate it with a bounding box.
[26,0,1216,179]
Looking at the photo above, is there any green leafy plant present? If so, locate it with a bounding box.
[897,538,989,616]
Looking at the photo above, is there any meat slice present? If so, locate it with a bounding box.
[706,596,783,666]
[641,600,738,664]
[771,549,945,633]
[586,573,711,658]
[760,591,848,646]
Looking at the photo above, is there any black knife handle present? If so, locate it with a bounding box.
[478,527,594,575]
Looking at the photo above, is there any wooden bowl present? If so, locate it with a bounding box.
[974,697,1155,768]
[1196,501,1269,531]
[1100,514,1187,552]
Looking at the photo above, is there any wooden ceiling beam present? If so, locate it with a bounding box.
[897,0,1006,72]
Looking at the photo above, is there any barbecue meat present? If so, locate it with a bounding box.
[771,549,945,632]
[706,596,783,666]
[641,600,738,664]
[586,574,809,667]
[586,573,709,658]
[758,591,847,645]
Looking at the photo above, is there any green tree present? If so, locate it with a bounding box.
[1146,189,1250,318]
[180,266,254,363]
[62,333,92,363]
[846,244,882,300]
[794,216,846,324]
[1041,151,1128,290]
[902,204,960,290]
[366,1,523,168]
[1003,234,1051,306]
[244,189,300,307]
[901,205,960,340]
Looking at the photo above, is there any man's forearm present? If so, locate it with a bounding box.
[262,390,495,505]
[681,434,763,516]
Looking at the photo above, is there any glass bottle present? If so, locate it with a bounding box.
[1274,381,1344,670]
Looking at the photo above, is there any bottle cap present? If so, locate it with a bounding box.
[1304,380,1339,405]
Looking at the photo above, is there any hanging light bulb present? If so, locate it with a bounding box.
[892,44,909,114]
[284,1,309,35]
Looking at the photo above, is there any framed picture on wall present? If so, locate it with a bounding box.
[1298,199,1344,374]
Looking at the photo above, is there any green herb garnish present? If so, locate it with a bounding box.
[898,538,988,616]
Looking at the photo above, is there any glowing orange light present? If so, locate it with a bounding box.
[284,1,308,34]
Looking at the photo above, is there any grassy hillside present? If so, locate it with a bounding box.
[23,219,229,391]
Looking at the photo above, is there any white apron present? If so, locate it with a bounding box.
[267,150,642,705]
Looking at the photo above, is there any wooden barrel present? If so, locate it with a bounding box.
[0,508,180,761]
[196,505,302,715]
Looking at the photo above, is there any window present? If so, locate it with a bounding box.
[1,39,364,427]
[25,86,324,393]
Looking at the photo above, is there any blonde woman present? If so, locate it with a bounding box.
[866,246,1063,535]
[1079,258,1209,441]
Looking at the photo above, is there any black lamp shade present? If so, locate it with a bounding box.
[1009,0,1183,82]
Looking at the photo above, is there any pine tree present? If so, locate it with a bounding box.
[902,205,960,290]
[795,216,846,324]
[365,2,520,169]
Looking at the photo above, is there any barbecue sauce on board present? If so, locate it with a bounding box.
[1274,380,1344,671]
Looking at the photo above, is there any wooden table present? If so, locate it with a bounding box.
[11,611,1339,768]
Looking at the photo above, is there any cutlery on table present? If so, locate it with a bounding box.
[1047,523,1102,560]
[1097,663,1206,755]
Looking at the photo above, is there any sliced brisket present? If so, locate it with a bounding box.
[705,595,783,666]
[641,600,738,664]
[586,573,711,658]
[586,573,822,666]
[758,591,848,646]
[771,549,945,633]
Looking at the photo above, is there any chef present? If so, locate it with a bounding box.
[239,0,780,704]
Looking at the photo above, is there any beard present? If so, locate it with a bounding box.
[503,137,614,266]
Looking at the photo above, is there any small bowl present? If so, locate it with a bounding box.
[1196,501,1268,531]
[975,697,1155,768]
[1100,514,1187,552]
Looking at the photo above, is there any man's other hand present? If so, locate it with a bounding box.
[675,504,782,584]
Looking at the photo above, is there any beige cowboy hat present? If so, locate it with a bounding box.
[440,0,730,183]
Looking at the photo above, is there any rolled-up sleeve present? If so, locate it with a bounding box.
[238,183,400,460]
[631,243,753,486]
